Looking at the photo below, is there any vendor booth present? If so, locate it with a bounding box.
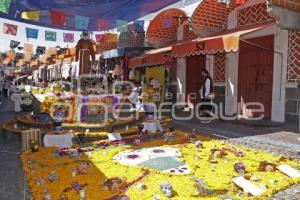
[128,46,175,103]
[102,47,152,80]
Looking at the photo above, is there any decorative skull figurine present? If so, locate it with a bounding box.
[160,182,173,198]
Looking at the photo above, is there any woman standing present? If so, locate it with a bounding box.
[2,79,9,100]
[199,69,214,116]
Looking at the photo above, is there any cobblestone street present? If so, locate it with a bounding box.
[0,100,32,200]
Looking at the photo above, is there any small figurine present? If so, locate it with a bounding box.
[258,161,277,172]
[160,182,173,198]
[134,138,141,145]
[79,189,85,200]
[102,177,127,193]
[48,171,57,182]
[195,140,203,149]
[72,168,77,177]
[30,139,39,152]
[191,176,207,196]
[137,183,146,190]
[42,189,51,200]
[58,193,68,200]
[164,127,176,144]
[36,176,45,186]
[211,149,227,159]
[234,163,245,176]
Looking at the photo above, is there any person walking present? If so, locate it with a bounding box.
[2,79,9,100]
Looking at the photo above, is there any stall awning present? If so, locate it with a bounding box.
[172,21,275,58]
[128,46,172,68]
[102,47,153,59]
[102,48,125,59]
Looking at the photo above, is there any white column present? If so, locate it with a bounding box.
[271,28,288,122]
[176,22,187,106]
[206,55,214,79]
[225,51,239,116]
[176,58,186,105]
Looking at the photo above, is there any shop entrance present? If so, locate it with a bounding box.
[238,35,274,118]
[186,55,206,106]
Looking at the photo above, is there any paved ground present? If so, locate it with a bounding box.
[0,101,300,199]
[0,99,32,200]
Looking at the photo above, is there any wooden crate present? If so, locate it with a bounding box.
[21,129,42,151]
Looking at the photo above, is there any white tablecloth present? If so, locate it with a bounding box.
[142,120,163,133]
[43,133,74,148]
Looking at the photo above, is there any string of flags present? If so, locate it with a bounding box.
[1,20,147,44]
[17,9,147,33]
[21,10,40,21]
[1,0,245,33]
[26,27,39,39]
[45,31,56,41]
[0,0,147,33]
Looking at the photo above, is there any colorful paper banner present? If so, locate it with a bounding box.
[50,10,65,26]
[95,34,105,42]
[26,27,38,39]
[45,31,57,41]
[10,40,20,49]
[119,32,128,41]
[21,10,40,21]
[75,15,90,30]
[97,19,109,31]
[24,43,33,52]
[163,18,172,28]
[0,0,11,14]
[63,33,74,43]
[47,47,57,55]
[36,46,46,55]
[116,20,128,32]
[134,20,144,32]
[3,23,17,36]
[106,33,118,43]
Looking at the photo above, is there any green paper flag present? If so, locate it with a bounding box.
[120,32,128,41]
[45,31,57,41]
[0,0,11,14]
[116,20,128,32]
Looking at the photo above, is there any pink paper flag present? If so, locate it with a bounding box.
[3,23,17,36]
[63,33,74,43]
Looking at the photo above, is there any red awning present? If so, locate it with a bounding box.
[129,46,172,68]
[172,21,275,58]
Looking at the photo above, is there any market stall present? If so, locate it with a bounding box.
[128,46,174,104]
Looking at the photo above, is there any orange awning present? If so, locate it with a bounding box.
[129,46,172,68]
[172,21,275,58]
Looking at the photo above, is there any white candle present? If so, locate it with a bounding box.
[79,189,85,199]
